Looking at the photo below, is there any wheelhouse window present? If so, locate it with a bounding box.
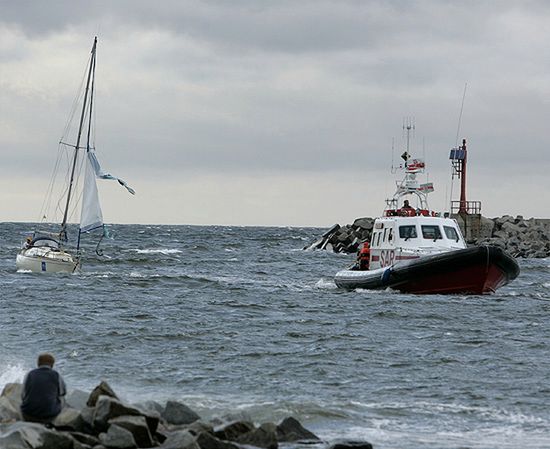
[444,226,459,241]
[421,225,443,240]
[399,225,417,239]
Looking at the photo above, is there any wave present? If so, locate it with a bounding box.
[132,248,182,255]
[0,362,27,390]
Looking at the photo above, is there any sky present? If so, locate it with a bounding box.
[1,0,549,226]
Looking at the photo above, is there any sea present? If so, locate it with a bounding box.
[1,222,549,449]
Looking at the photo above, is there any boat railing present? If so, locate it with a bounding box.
[384,209,438,217]
[450,200,482,215]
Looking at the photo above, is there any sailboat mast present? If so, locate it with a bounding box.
[77,42,98,252]
[60,37,97,239]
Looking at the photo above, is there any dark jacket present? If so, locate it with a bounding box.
[20,365,66,419]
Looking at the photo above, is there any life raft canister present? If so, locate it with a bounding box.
[358,242,371,270]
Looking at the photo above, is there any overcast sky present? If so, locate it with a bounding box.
[1,0,549,226]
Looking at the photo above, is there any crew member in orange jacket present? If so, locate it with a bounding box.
[357,242,371,270]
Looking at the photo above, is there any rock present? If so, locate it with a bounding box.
[0,396,21,422]
[53,406,89,433]
[80,406,96,430]
[93,397,142,432]
[1,383,23,408]
[213,420,254,441]
[329,440,373,449]
[133,400,164,415]
[495,215,514,227]
[69,431,101,447]
[501,222,522,235]
[109,415,153,448]
[185,420,214,436]
[160,429,200,449]
[196,432,239,449]
[66,389,90,411]
[307,214,550,257]
[99,424,137,449]
[0,421,73,449]
[237,422,278,449]
[87,381,119,407]
[478,216,495,239]
[352,217,374,230]
[276,417,320,442]
[162,401,200,425]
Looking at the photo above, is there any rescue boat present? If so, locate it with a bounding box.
[334,134,520,294]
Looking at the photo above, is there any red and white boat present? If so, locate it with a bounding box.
[334,133,519,294]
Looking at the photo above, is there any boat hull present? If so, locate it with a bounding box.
[334,245,520,294]
[16,248,79,273]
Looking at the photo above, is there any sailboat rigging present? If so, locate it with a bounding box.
[16,37,134,273]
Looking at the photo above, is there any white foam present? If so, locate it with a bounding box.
[315,278,337,290]
[0,363,27,389]
[133,248,182,255]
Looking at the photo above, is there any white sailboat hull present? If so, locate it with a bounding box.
[16,247,79,273]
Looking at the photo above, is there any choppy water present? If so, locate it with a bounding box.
[1,222,549,448]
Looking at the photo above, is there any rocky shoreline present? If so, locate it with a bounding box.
[304,215,550,258]
[0,381,373,449]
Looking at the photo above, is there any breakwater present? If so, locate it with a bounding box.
[304,215,550,258]
[0,381,372,449]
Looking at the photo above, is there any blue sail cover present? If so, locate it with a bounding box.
[88,149,135,195]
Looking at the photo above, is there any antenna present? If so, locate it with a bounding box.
[455,83,467,147]
[402,117,415,164]
[391,137,396,173]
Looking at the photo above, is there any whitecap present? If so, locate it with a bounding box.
[0,363,27,389]
[315,278,337,290]
[133,248,182,255]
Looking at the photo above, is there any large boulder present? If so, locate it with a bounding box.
[99,423,137,449]
[213,420,254,441]
[0,421,73,449]
[162,401,200,425]
[1,383,22,408]
[87,381,119,407]
[65,389,90,411]
[196,431,239,449]
[185,420,214,436]
[329,441,373,449]
[478,216,495,239]
[53,406,90,433]
[109,415,153,448]
[352,217,374,230]
[93,396,142,432]
[0,396,20,422]
[160,429,200,449]
[68,430,101,447]
[0,383,23,422]
[237,422,278,449]
[276,417,319,442]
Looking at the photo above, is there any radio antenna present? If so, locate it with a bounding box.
[455,83,467,147]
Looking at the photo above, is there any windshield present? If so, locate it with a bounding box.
[444,226,459,241]
[421,225,443,240]
[399,225,417,239]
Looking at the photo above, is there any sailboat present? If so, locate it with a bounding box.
[16,37,134,273]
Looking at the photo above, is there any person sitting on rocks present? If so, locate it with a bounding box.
[20,353,66,424]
